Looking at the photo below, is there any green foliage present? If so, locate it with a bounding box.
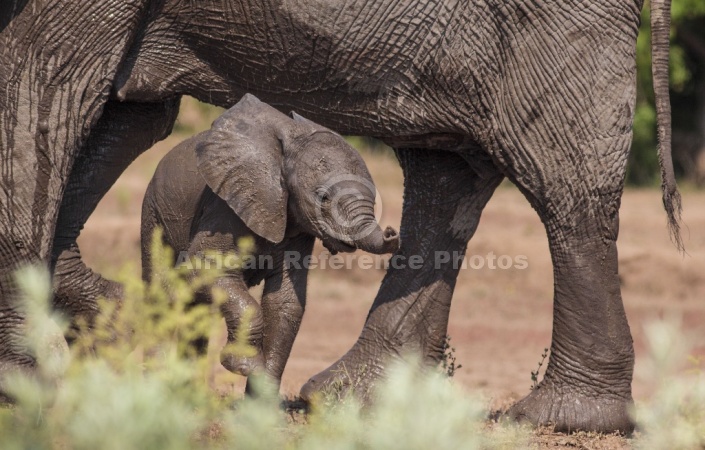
[0,229,237,449]
[671,0,705,22]
[0,231,532,449]
[2,233,703,448]
[634,320,705,449]
[300,360,530,450]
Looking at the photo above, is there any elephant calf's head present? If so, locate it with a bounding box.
[195,94,400,255]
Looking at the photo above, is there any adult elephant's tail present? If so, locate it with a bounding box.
[650,0,684,251]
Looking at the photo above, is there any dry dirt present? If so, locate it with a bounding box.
[77,108,705,449]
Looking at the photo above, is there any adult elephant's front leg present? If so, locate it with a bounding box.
[301,149,503,400]
[52,98,180,331]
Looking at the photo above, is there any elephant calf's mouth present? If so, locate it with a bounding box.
[322,238,357,255]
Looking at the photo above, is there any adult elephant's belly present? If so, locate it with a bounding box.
[109,2,483,143]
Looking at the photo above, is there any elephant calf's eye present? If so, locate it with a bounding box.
[317,190,330,203]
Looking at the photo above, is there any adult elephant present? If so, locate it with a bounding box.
[0,0,680,433]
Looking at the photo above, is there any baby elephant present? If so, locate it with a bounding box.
[141,94,399,390]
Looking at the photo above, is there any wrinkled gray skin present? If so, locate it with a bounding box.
[141,95,399,388]
[0,0,680,433]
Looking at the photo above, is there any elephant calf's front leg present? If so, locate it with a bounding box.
[215,276,266,377]
[258,237,314,390]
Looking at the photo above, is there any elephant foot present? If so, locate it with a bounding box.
[300,342,388,403]
[506,381,634,434]
[53,246,124,326]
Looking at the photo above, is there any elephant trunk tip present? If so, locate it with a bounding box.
[382,226,400,253]
[349,223,400,255]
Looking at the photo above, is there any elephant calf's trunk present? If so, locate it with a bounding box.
[356,224,400,254]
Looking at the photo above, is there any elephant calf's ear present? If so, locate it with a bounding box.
[195,125,288,244]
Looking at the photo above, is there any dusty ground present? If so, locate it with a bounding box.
[77,99,705,448]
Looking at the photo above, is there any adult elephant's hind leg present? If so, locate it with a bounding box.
[505,135,635,433]
[301,149,503,401]
[52,98,180,333]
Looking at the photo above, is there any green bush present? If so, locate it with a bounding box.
[634,320,705,449]
[0,231,532,449]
